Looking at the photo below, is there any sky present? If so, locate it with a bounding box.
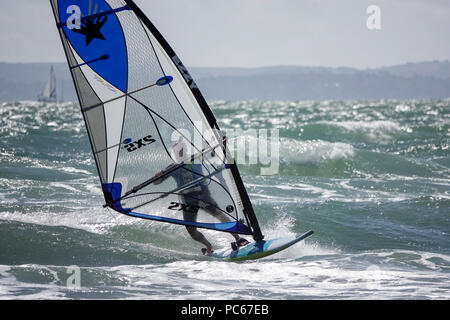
[1,0,449,69]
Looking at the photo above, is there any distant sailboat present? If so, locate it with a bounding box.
[38,65,57,103]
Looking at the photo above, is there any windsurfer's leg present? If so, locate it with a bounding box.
[200,197,245,243]
[185,225,213,255]
[181,197,213,255]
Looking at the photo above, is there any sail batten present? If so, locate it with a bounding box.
[50,0,263,239]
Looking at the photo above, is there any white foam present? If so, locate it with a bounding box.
[319,120,410,143]
[1,248,449,299]
[279,139,355,165]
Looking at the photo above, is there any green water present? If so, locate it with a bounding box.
[0,99,449,299]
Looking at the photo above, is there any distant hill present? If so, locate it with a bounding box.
[0,60,449,102]
[372,60,450,80]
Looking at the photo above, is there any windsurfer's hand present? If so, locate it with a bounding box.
[153,170,164,185]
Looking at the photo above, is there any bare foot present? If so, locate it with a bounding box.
[201,247,213,256]
[237,238,250,247]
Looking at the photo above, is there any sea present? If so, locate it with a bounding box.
[0,99,449,300]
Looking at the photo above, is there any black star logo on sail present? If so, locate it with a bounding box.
[72,15,108,46]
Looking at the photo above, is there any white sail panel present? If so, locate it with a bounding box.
[38,65,57,102]
[104,97,126,182]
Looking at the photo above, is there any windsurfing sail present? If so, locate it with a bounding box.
[49,0,264,241]
[38,65,57,102]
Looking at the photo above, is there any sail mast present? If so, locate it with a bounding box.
[49,65,57,101]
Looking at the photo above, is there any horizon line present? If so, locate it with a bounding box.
[0,59,449,71]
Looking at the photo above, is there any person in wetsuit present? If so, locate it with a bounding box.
[153,140,249,256]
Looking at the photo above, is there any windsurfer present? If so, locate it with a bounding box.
[153,140,249,256]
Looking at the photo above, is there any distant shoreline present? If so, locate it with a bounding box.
[1,60,449,101]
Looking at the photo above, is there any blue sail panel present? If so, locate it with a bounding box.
[58,0,128,92]
[126,212,253,235]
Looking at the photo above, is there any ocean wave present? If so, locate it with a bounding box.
[231,134,355,166]
[0,99,449,299]
[318,120,411,143]
[279,138,355,165]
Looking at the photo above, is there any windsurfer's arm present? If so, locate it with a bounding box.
[153,170,167,185]
[153,163,178,185]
